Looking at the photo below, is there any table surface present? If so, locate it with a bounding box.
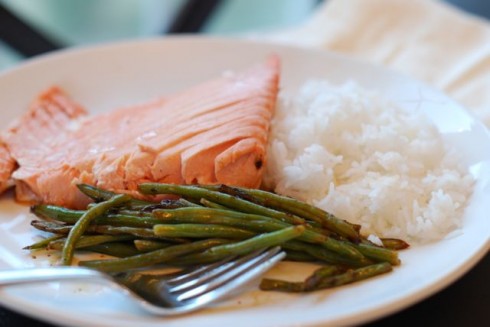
[0,1,489,326]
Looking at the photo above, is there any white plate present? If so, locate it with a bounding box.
[0,37,489,327]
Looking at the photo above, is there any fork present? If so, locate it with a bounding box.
[0,247,284,315]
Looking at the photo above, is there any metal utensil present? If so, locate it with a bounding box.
[0,247,284,315]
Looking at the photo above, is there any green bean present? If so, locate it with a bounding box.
[283,241,372,267]
[199,198,230,210]
[306,233,362,260]
[284,250,318,262]
[31,205,85,221]
[153,224,256,239]
[77,184,119,202]
[259,265,347,292]
[116,210,154,218]
[137,198,201,212]
[30,220,189,243]
[31,205,161,228]
[102,215,161,228]
[153,207,264,221]
[275,226,362,261]
[61,194,131,265]
[188,226,305,260]
[80,238,231,272]
[84,243,142,258]
[153,207,326,233]
[31,220,157,238]
[303,265,348,290]
[31,220,72,234]
[380,238,410,250]
[260,262,392,292]
[153,211,296,241]
[152,208,362,260]
[314,262,393,290]
[138,183,306,226]
[27,183,404,294]
[33,210,362,262]
[200,184,360,241]
[353,243,400,266]
[171,226,305,265]
[259,279,305,292]
[33,211,361,261]
[154,208,274,228]
[133,240,173,252]
[177,198,203,207]
[94,226,160,238]
[47,235,135,251]
[23,234,65,250]
[77,184,152,207]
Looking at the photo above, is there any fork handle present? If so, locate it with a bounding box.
[0,267,107,286]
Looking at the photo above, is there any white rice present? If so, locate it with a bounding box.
[265,80,474,244]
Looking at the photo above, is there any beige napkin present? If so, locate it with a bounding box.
[263,0,490,127]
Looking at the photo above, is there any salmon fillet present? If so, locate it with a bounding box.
[0,143,16,193]
[1,86,89,204]
[1,56,280,208]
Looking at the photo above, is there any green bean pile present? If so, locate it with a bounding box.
[26,183,409,292]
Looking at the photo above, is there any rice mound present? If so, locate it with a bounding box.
[265,80,474,244]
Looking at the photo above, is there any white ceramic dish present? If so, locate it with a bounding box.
[0,37,488,327]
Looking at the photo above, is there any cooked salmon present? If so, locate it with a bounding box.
[0,143,16,193]
[1,56,280,208]
[1,86,89,205]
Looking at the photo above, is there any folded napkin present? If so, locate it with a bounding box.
[262,0,490,127]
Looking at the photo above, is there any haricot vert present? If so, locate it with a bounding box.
[26,183,408,293]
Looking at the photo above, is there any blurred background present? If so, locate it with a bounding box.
[0,0,489,71]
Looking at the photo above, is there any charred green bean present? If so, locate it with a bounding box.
[80,238,231,272]
[260,262,392,292]
[199,184,360,240]
[61,194,131,265]
[138,183,306,226]
[153,224,256,239]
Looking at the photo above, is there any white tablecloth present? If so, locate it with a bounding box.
[263,0,490,127]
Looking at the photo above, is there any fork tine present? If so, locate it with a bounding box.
[175,247,284,302]
[168,249,264,293]
[165,256,236,286]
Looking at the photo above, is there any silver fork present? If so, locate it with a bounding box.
[0,247,284,315]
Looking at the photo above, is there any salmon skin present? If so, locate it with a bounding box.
[0,56,280,208]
